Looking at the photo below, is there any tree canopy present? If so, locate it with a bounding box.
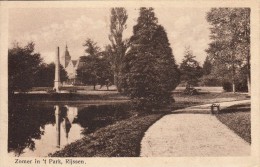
[121,7,180,110]
[34,63,68,87]
[77,39,113,90]
[108,7,129,91]
[9,42,69,92]
[206,8,250,93]
[83,38,101,56]
[179,46,203,88]
[8,42,42,93]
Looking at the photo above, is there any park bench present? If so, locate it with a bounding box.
[210,103,220,114]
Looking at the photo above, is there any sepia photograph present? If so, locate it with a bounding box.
[0,0,259,167]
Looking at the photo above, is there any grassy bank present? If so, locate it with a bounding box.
[51,113,164,157]
[9,92,126,102]
[216,103,251,143]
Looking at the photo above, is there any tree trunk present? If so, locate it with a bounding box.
[232,63,236,93]
[232,81,235,93]
[247,74,251,96]
[114,71,122,92]
[247,51,251,96]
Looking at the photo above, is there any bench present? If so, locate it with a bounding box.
[210,103,220,114]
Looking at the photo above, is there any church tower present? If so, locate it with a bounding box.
[61,44,71,68]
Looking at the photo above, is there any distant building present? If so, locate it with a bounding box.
[60,45,82,85]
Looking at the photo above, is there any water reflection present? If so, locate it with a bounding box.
[55,105,79,148]
[8,104,82,157]
[8,102,130,157]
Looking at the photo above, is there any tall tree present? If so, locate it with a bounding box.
[206,8,250,94]
[108,7,128,91]
[121,8,180,111]
[8,42,42,93]
[179,46,203,89]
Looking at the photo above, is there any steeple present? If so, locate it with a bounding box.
[62,43,71,68]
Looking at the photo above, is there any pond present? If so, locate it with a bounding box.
[8,102,130,157]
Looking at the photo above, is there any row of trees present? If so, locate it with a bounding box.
[76,39,113,90]
[178,8,250,94]
[75,8,180,110]
[8,42,68,94]
[9,7,250,110]
[205,8,250,93]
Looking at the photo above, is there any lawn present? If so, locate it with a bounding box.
[49,91,249,157]
[216,103,251,143]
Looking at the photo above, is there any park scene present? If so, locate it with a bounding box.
[8,7,250,157]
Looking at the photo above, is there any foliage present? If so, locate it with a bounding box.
[81,39,114,90]
[202,56,212,75]
[34,63,68,87]
[199,56,221,86]
[8,42,42,93]
[199,75,221,86]
[77,54,113,90]
[206,8,250,92]
[121,8,180,111]
[179,46,203,88]
[108,7,129,90]
[77,56,99,89]
[222,82,232,92]
[83,39,101,56]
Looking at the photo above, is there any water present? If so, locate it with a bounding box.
[8,102,130,157]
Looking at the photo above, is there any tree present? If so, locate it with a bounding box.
[206,8,250,94]
[78,39,102,90]
[8,42,42,93]
[200,55,221,86]
[77,40,113,90]
[108,7,128,91]
[77,54,113,90]
[98,51,114,89]
[77,56,100,90]
[179,46,203,89]
[121,8,180,111]
[34,63,68,87]
[202,56,212,75]
[83,39,101,56]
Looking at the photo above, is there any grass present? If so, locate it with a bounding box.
[174,92,248,104]
[216,103,251,143]
[31,85,117,92]
[48,92,249,157]
[51,113,164,157]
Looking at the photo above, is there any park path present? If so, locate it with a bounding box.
[140,100,250,157]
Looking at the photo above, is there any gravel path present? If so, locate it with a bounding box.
[140,100,250,157]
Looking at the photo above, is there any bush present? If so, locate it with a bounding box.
[222,80,248,92]
[222,82,232,92]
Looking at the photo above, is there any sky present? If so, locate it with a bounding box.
[8,7,211,65]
